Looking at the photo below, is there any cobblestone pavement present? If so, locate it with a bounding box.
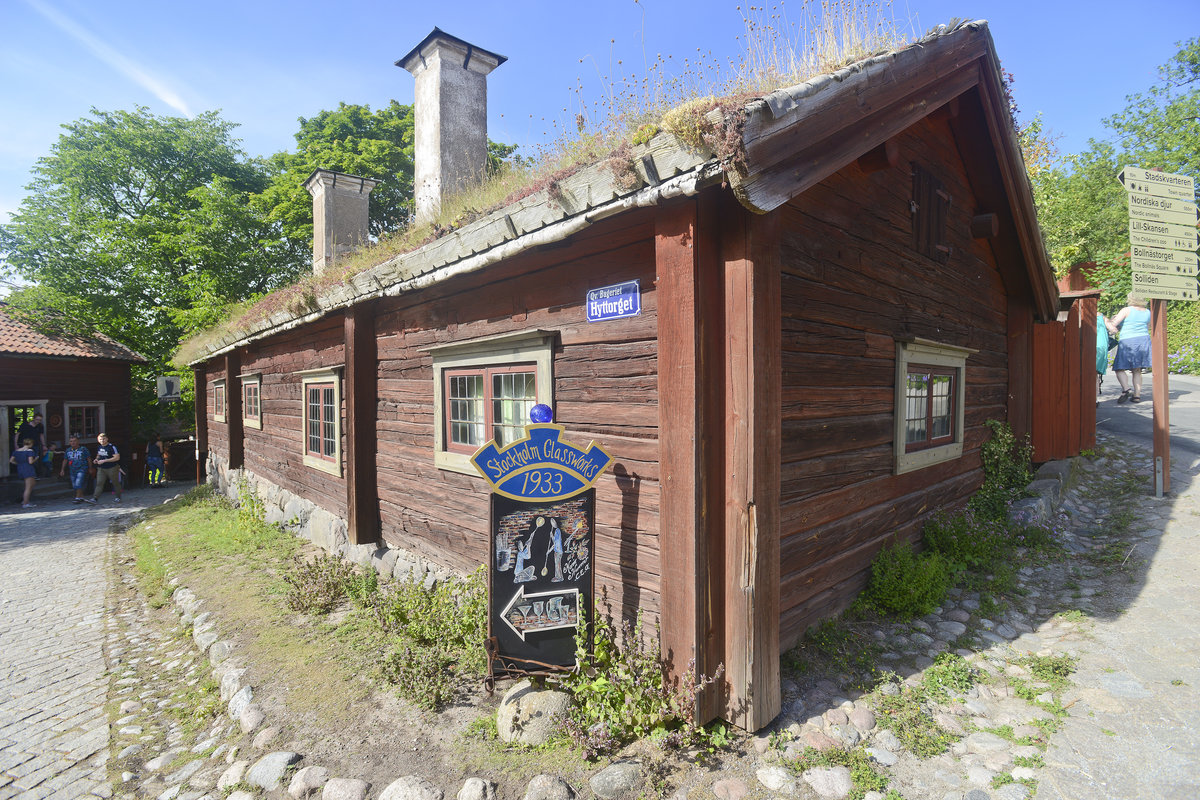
[0,487,178,800]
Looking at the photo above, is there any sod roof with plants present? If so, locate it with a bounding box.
[179,14,1053,367]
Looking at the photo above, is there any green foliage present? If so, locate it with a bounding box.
[0,106,306,436]
[969,420,1034,521]
[784,746,890,799]
[921,653,976,700]
[282,554,354,614]
[862,541,951,619]
[1028,38,1200,369]
[254,101,416,245]
[785,618,882,687]
[558,602,724,759]
[1021,653,1078,687]
[872,679,959,758]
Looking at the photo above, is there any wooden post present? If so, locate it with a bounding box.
[225,351,243,470]
[1079,295,1098,453]
[193,365,208,485]
[1151,299,1170,495]
[345,303,380,545]
[655,197,723,724]
[720,196,782,731]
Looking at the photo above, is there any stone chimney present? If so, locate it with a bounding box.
[397,29,506,225]
[304,169,379,274]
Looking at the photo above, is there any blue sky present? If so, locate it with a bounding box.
[1,0,1197,226]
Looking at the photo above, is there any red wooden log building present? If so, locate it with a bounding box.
[185,22,1077,730]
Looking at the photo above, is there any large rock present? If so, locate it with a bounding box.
[801,767,853,799]
[456,778,497,800]
[217,761,250,791]
[379,776,444,800]
[756,766,797,794]
[496,680,571,746]
[589,761,641,799]
[287,765,330,798]
[322,778,371,800]
[245,751,302,791]
[522,775,575,800]
[228,686,253,720]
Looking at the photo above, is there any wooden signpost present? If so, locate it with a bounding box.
[471,404,612,687]
[1119,166,1199,496]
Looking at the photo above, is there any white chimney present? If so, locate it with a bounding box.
[304,169,379,274]
[398,29,506,225]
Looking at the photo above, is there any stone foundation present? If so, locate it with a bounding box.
[206,453,458,586]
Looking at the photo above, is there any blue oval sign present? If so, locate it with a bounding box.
[471,425,612,501]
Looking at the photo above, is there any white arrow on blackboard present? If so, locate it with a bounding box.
[500,586,579,641]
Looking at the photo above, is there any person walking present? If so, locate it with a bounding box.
[60,435,92,504]
[146,434,165,487]
[10,438,37,508]
[1111,294,1153,404]
[1097,312,1119,403]
[89,433,122,504]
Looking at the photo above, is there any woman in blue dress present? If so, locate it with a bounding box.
[1111,294,1153,404]
[10,437,37,508]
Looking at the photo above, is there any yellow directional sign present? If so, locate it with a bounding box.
[1119,166,1195,201]
[1129,221,1199,252]
[1133,271,1198,292]
[1127,193,1199,227]
[1137,284,1198,302]
[1130,245,1199,276]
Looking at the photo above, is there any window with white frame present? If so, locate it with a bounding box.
[427,330,555,475]
[213,380,227,423]
[64,402,105,443]
[240,374,262,430]
[299,369,342,476]
[894,339,973,475]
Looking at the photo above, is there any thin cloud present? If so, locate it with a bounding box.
[23,0,194,117]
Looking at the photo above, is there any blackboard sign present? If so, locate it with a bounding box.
[488,491,594,674]
[471,411,612,681]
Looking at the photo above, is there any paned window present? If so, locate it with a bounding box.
[444,366,537,454]
[904,367,956,451]
[65,403,104,442]
[242,376,262,429]
[894,339,972,474]
[298,370,342,476]
[214,381,226,422]
[427,330,555,475]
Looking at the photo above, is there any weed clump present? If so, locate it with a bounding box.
[282,553,355,614]
[862,541,951,619]
[558,599,726,759]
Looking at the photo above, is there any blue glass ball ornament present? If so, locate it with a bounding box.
[530,404,554,423]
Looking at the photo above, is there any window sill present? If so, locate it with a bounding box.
[303,454,342,477]
[895,441,963,475]
[435,450,484,477]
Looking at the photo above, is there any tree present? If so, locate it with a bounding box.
[254,101,416,247]
[1029,38,1200,369]
[0,107,305,433]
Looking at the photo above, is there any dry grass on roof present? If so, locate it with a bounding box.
[177,0,919,365]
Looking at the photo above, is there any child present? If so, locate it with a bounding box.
[10,438,37,508]
[146,434,166,487]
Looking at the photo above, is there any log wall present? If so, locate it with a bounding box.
[374,210,662,618]
[777,115,1011,645]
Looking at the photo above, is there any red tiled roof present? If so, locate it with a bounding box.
[0,304,146,362]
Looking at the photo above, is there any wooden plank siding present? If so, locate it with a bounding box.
[0,356,135,456]
[1030,294,1098,462]
[776,114,1010,648]
[373,210,664,621]
[237,315,349,516]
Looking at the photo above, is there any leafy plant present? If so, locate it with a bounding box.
[784,746,890,799]
[282,553,355,614]
[872,681,960,757]
[862,541,950,619]
[969,420,1035,521]
[921,653,976,700]
[558,599,724,759]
